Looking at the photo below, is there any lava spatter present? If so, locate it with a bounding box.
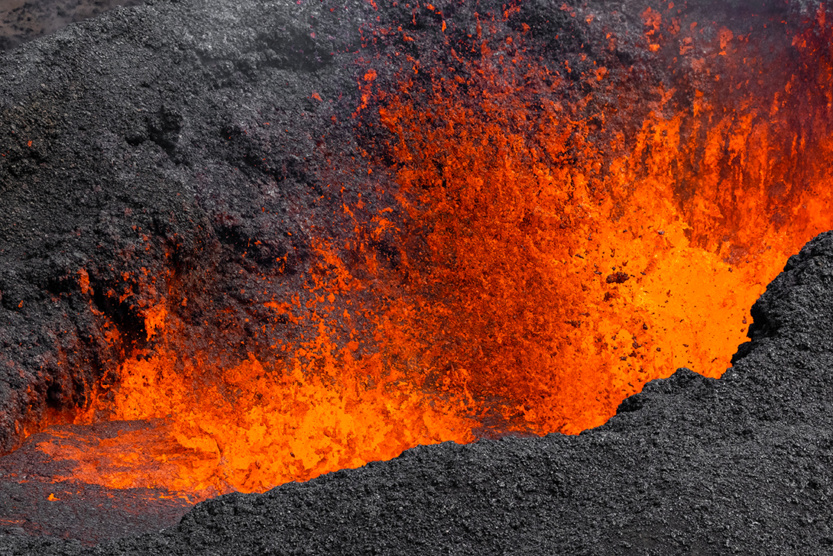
[22,2,833,501]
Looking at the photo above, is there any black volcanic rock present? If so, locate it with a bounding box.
[0,0,378,453]
[1,0,833,554]
[0,0,147,52]
[3,230,833,554]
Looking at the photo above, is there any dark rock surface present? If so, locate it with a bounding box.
[0,0,377,453]
[2,231,832,553]
[0,0,146,52]
[1,0,833,553]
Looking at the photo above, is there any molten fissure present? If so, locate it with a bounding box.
[29,4,833,499]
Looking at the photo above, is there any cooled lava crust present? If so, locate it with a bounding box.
[0,0,146,52]
[2,0,833,553]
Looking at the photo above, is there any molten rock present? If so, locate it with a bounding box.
[0,0,833,552]
[4,231,833,556]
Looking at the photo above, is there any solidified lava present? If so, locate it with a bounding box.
[1,0,833,551]
[0,0,146,51]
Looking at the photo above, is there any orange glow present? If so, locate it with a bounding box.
[47,346,475,497]
[43,243,477,498]
[357,8,833,436]
[27,7,833,499]
[78,269,91,295]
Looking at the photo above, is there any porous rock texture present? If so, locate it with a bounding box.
[0,0,146,52]
[2,0,833,554]
[5,231,833,553]
[0,0,377,453]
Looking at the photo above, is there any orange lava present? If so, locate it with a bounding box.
[30,5,833,499]
[46,245,478,498]
[360,5,833,434]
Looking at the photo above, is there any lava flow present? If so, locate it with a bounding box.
[21,3,833,502]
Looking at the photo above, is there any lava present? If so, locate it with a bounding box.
[19,2,833,502]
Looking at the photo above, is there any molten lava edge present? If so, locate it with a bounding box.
[17,3,833,503]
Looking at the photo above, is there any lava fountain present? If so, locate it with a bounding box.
[5,0,833,525]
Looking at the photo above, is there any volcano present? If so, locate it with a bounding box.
[2,0,833,553]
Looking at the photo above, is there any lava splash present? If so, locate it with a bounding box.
[8,0,833,509]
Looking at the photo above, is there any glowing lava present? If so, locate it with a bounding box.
[26,4,833,500]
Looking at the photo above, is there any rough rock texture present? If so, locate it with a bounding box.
[1,0,833,553]
[2,231,833,553]
[0,0,146,51]
[0,0,378,453]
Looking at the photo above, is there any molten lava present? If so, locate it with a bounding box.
[26,4,833,501]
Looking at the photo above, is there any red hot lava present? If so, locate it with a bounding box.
[13,2,833,505]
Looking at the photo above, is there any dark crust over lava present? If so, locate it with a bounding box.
[2,0,833,553]
[0,0,379,454]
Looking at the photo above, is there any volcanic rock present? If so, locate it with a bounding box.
[1,0,832,554]
[2,230,832,554]
[0,0,377,454]
[0,0,146,52]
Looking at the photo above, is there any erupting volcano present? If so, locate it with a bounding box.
[3,0,833,551]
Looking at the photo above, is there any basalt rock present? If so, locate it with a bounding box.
[0,0,377,454]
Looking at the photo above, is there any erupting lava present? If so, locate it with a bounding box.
[24,3,833,501]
